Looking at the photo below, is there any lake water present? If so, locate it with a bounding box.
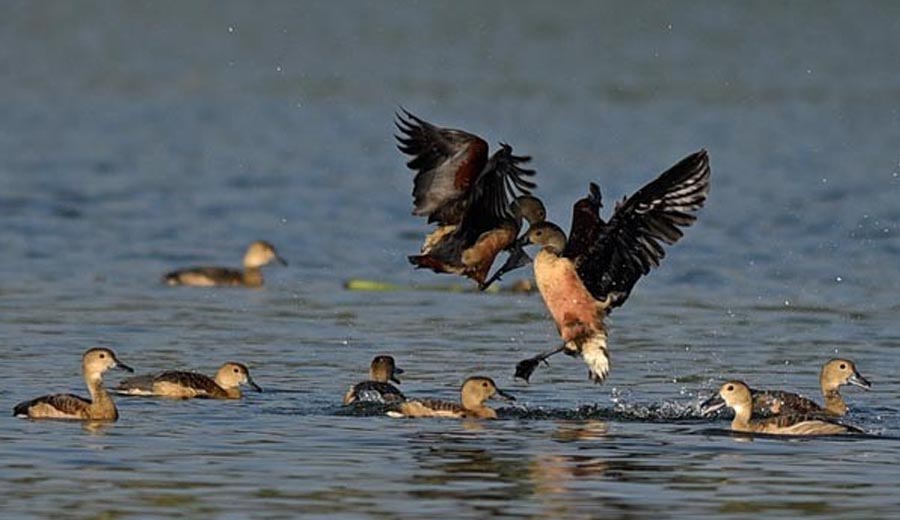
[2,1,899,518]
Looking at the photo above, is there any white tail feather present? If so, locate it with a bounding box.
[578,334,610,383]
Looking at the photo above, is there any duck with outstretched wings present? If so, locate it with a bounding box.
[515,149,711,383]
[396,110,545,289]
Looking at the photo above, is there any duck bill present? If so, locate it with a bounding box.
[247,377,263,392]
[391,367,404,385]
[493,388,516,403]
[114,360,135,373]
[275,255,288,266]
[848,370,871,390]
[700,394,726,416]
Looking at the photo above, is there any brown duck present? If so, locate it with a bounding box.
[515,150,711,383]
[114,362,260,399]
[752,358,870,417]
[13,347,134,421]
[396,110,543,289]
[701,380,862,435]
[164,240,287,287]
[343,355,406,405]
[387,376,515,419]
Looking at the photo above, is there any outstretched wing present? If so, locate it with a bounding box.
[395,109,489,224]
[563,182,603,260]
[458,143,536,240]
[573,149,710,305]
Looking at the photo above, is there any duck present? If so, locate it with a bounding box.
[387,376,515,419]
[751,358,871,417]
[343,355,406,405]
[13,347,133,421]
[701,380,862,435]
[113,362,261,399]
[163,240,287,287]
[514,150,711,383]
[396,110,544,290]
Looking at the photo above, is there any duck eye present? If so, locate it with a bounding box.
[99,353,106,359]
[234,368,240,373]
[726,385,734,391]
[840,364,847,370]
[482,382,489,388]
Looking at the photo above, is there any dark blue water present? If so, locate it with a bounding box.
[1,1,899,518]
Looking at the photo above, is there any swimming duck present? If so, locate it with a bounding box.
[701,380,861,435]
[13,347,133,421]
[114,362,261,399]
[387,376,515,419]
[752,358,871,417]
[514,150,711,383]
[163,240,287,287]
[343,355,406,405]
[396,110,543,289]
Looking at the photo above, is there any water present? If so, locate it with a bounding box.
[1,1,899,518]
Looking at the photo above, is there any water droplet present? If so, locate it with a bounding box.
[276,65,283,73]
[227,26,234,33]
[784,299,791,307]
[835,276,843,282]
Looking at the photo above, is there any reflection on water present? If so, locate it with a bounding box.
[2,0,900,518]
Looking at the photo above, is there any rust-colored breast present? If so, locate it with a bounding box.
[461,226,518,284]
[534,251,604,342]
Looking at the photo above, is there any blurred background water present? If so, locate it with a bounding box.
[1,1,899,518]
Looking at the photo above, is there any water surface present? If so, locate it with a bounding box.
[1,1,899,518]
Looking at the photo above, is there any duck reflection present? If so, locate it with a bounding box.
[551,420,609,442]
[82,420,114,435]
[399,419,650,515]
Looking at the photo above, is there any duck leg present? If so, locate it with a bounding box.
[515,343,567,382]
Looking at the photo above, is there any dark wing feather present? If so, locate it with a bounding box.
[14,393,91,416]
[573,150,710,304]
[164,267,244,285]
[395,109,489,224]
[416,399,465,414]
[457,143,536,242]
[751,389,823,417]
[346,381,406,404]
[154,371,222,395]
[563,182,603,259]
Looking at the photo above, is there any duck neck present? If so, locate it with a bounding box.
[242,267,264,287]
[461,392,486,412]
[223,387,243,399]
[467,406,498,419]
[822,388,847,415]
[213,376,244,399]
[730,403,752,432]
[85,373,117,418]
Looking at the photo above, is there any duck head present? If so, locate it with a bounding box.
[244,241,288,269]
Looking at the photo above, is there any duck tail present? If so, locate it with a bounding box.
[12,401,29,417]
[408,254,444,272]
